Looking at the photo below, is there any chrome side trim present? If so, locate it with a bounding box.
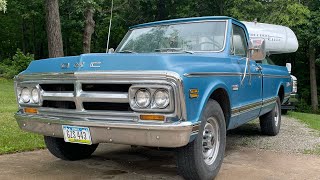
[262,97,277,108]
[231,101,262,117]
[230,97,277,117]
[263,74,291,79]
[15,113,193,147]
[184,72,290,79]
[184,72,262,77]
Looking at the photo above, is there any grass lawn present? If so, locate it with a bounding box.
[0,78,45,154]
[288,111,320,132]
[288,111,320,155]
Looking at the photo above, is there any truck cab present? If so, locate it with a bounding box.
[14,16,294,179]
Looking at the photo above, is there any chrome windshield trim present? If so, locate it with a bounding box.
[116,20,229,53]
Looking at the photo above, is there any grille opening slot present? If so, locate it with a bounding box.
[83,102,132,111]
[40,84,74,91]
[42,100,76,109]
[82,84,131,92]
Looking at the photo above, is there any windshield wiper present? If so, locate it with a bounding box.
[155,48,194,54]
[118,50,136,53]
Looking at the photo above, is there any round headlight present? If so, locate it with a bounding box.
[21,88,31,103]
[135,89,151,108]
[154,89,170,108]
[31,88,40,103]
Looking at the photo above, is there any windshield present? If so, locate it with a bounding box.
[116,21,227,53]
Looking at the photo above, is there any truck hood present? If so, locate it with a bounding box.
[21,53,230,77]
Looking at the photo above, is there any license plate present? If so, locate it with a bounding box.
[62,125,92,145]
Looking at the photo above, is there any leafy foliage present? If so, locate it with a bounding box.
[0,49,33,78]
[0,0,6,12]
[0,0,318,112]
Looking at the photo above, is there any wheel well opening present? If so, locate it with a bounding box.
[209,88,231,129]
[278,86,284,103]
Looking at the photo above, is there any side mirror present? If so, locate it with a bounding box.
[249,38,266,61]
[286,63,292,74]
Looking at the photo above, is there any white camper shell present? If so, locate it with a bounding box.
[242,21,299,54]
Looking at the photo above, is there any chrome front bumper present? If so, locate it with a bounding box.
[15,113,193,148]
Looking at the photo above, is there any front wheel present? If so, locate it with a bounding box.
[259,97,281,136]
[44,136,98,161]
[176,99,226,180]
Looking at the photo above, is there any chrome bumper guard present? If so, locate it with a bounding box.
[15,113,193,148]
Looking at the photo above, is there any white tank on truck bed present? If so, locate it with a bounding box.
[242,21,298,54]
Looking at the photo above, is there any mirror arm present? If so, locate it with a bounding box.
[241,49,252,85]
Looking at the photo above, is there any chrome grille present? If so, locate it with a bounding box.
[40,82,131,111]
[15,71,187,122]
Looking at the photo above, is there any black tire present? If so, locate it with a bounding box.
[44,136,98,161]
[281,109,288,115]
[259,97,281,136]
[176,99,226,180]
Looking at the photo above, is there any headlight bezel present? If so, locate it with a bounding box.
[17,84,42,106]
[129,84,174,112]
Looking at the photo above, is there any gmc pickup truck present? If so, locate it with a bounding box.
[14,16,295,180]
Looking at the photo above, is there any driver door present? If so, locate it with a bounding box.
[230,23,263,124]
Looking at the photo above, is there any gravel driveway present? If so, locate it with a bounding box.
[227,116,320,153]
[0,116,319,180]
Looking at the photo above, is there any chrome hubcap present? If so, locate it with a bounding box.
[202,117,220,165]
[274,103,279,127]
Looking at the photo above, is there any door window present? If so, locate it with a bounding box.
[231,24,248,57]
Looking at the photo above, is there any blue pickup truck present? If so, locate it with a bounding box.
[14,16,292,180]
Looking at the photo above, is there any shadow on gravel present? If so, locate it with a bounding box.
[89,146,179,179]
[227,121,261,137]
[81,123,265,178]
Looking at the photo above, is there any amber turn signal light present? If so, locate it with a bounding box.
[140,114,165,121]
[24,108,38,114]
[189,89,199,98]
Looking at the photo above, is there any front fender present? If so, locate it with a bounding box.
[183,77,231,124]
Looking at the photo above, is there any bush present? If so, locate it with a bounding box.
[295,98,313,113]
[0,49,34,79]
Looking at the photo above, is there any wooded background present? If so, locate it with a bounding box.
[0,0,319,113]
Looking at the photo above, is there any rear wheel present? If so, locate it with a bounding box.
[176,99,226,180]
[44,136,98,161]
[259,97,281,136]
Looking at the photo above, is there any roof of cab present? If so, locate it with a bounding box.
[130,16,242,29]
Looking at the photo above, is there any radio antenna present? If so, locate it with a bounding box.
[106,0,114,52]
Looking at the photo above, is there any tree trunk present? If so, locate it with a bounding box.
[83,5,95,54]
[45,0,64,58]
[156,0,166,20]
[309,44,318,112]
